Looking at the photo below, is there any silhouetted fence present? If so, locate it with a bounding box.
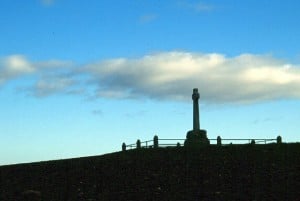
[122,135,282,151]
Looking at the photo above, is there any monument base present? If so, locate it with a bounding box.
[184,129,210,147]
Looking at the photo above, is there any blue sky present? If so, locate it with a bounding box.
[1,0,300,165]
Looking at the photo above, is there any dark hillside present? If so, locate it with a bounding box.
[1,143,300,201]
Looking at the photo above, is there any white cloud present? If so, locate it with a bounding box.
[34,60,73,69]
[31,77,74,97]
[0,55,77,96]
[0,55,35,84]
[84,51,300,104]
[2,52,300,104]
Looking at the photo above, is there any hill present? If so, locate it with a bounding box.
[1,143,300,201]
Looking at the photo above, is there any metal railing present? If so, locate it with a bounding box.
[122,135,281,151]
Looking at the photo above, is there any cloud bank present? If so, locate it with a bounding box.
[1,51,300,104]
[84,52,300,103]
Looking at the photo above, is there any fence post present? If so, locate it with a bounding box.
[136,139,141,149]
[153,135,159,148]
[277,136,282,144]
[217,136,222,146]
[122,143,126,151]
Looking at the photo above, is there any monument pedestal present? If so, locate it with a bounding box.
[184,129,210,147]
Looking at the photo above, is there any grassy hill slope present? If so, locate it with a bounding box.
[1,143,300,201]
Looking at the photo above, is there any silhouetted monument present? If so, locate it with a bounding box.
[184,88,209,147]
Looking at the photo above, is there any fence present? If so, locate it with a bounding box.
[122,135,282,151]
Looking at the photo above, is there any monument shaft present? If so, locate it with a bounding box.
[192,88,200,130]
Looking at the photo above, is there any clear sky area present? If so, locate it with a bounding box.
[1,0,300,165]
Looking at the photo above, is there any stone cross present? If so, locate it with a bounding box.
[192,88,200,130]
[184,88,209,147]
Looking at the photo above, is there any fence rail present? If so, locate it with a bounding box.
[122,135,282,151]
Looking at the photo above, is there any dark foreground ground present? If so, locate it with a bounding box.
[1,143,300,201]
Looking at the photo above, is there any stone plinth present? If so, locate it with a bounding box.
[184,129,209,147]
